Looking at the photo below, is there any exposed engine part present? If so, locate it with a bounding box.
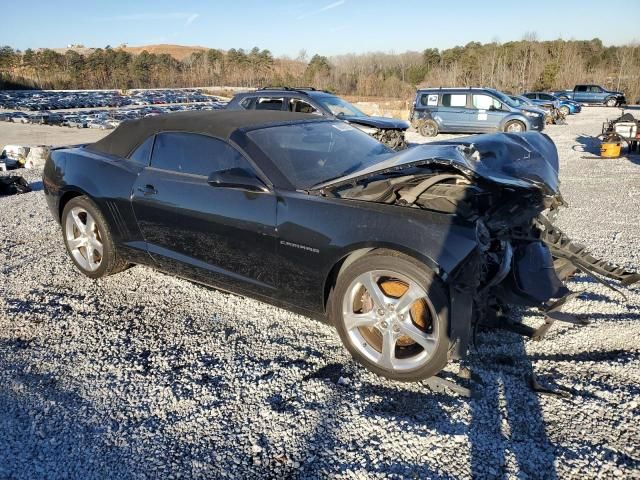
[372,129,407,150]
[398,174,462,205]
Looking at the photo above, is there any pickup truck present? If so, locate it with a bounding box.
[552,85,625,107]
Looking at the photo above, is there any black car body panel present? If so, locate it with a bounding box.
[43,110,638,363]
[44,111,477,318]
[313,132,560,195]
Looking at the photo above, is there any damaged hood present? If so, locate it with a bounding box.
[313,132,560,195]
[341,115,410,131]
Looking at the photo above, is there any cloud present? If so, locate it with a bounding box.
[297,0,345,20]
[184,13,199,26]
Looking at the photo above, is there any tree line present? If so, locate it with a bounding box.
[0,37,638,102]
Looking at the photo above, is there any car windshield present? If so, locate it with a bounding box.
[247,121,394,189]
[314,95,367,117]
[515,96,534,105]
[491,90,519,108]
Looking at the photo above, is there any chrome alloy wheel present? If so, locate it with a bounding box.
[342,270,439,372]
[506,122,524,132]
[65,206,103,271]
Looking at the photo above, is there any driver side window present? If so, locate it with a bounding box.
[288,98,319,114]
[150,132,257,178]
[128,135,155,166]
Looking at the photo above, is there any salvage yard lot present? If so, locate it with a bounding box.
[1,107,639,479]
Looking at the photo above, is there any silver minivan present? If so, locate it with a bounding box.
[411,87,546,137]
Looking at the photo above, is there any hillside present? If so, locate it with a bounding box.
[47,44,210,61]
[121,44,209,60]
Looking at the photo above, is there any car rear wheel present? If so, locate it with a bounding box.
[418,119,438,137]
[504,120,525,133]
[559,105,570,116]
[605,97,617,107]
[331,250,450,381]
[62,196,128,279]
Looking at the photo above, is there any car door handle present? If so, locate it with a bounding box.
[137,184,158,196]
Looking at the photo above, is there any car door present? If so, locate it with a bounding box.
[436,93,469,131]
[589,85,605,103]
[467,93,504,132]
[131,132,279,296]
[573,85,589,103]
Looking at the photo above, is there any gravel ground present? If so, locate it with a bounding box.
[1,107,639,479]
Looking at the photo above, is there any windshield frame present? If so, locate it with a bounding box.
[489,89,519,109]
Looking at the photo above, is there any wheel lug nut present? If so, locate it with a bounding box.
[393,325,400,333]
[377,308,384,316]
[380,321,388,328]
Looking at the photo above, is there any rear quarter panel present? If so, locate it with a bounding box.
[44,147,145,248]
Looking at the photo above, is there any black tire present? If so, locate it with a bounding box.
[418,119,438,137]
[330,249,450,381]
[61,195,129,279]
[605,97,617,107]
[504,120,526,133]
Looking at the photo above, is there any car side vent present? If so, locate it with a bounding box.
[105,201,130,238]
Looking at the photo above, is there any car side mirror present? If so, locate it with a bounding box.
[207,168,268,192]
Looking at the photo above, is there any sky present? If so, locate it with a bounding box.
[3,0,639,57]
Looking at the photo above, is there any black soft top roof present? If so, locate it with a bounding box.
[86,110,321,159]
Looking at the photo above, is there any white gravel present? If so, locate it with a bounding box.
[1,107,639,479]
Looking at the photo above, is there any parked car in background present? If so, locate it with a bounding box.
[10,112,30,123]
[522,92,581,116]
[226,87,409,149]
[551,85,625,106]
[67,117,88,129]
[411,87,545,136]
[0,88,219,111]
[508,95,559,125]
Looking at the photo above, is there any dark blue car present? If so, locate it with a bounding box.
[551,85,625,106]
[523,92,581,115]
[227,87,409,149]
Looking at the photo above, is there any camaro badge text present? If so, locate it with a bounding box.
[280,240,320,254]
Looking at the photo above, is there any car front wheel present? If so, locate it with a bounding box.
[62,196,128,279]
[559,105,570,116]
[504,120,525,133]
[331,250,450,381]
[605,98,617,107]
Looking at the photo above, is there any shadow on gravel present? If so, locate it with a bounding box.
[573,134,601,155]
[528,349,637,364]
[267,361,459,478]
[0,344,136,479]
[468,327,560,479]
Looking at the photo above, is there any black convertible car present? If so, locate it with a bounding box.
[43,110,638,382]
